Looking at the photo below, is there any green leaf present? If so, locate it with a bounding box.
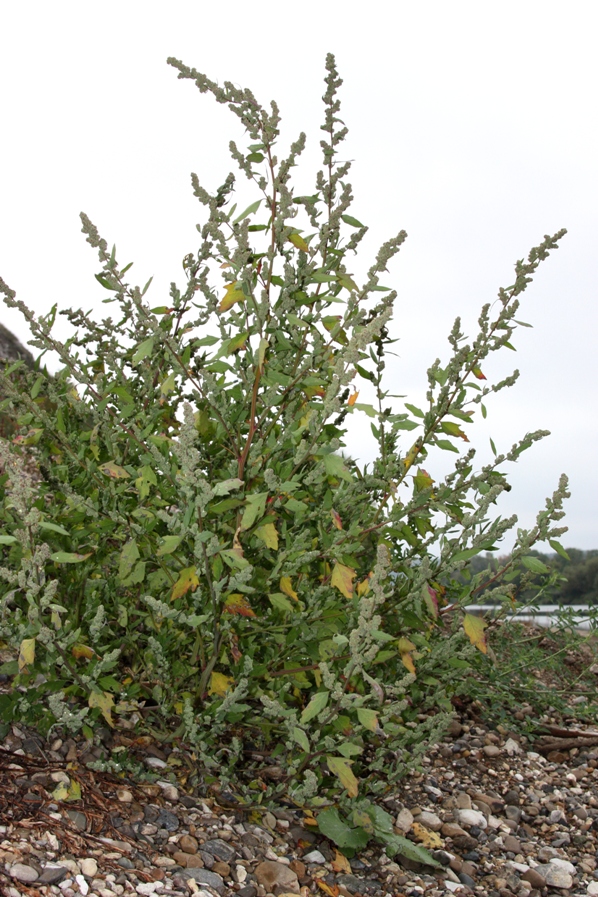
[233,199,261,223]
[393,835,440,865]
[300,690,329,724]
[357,708,379,732]
[322,453,353,481]
[316,808,369,850]
[132,338,155,364]
[0,535,17,545]
[549,539,570,560]
[522,555,550,574]
[490,437,497,456]
[118,540,140,581]
[292,727,310,752]
[288,232,309,252]
[326,756,358,797]
[246,152,264,163]
[156,535,183,556]
[39,522,70,537]
[240,493,268,531]
[341,213,365,228]
[213,478,244,496]
[51,552,93,564]
[269,593,295,612]
[434,439,459,453]
[405,403,424,418]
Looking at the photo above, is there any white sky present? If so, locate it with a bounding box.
[1,2,596,550]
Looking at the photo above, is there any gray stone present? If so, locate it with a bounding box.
[418,810,443,831]
[201,838,236,863]
[505,806,522,822]
[38,865,69,885]
[455,809,487,829]
[9,863,39,883]
[303,849,327,865]
[534,863,574,889]
[156,809,179,831]
[180,868,225,894]
[66,810,88,831]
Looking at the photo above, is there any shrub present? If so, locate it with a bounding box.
[0,55,569,823]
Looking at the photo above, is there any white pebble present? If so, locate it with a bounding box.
[79,858,98,878]
[75,874,89,896]
[303,849,327,864]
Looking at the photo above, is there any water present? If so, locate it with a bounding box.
[467,604,595,631]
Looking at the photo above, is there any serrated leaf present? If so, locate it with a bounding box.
[88,690,114,726]
[18,637,35,672]
[99,461,130,479]
[356,708,379,732]
[288,232,309,252]
[338,272,358,291]
[269,592,295,612]
[213,477,244,496]
[300,690,329,724]
[219,287,245,313]
[132,338,155,364]
[51,551,93,564]
[316,808,369,850]
[280,577,298,601]
[255,522,278,550]
[233,199,261,223]
[292,727,310,752]
[224,593,257,617]
[209,672,234,697]
[463,613,487,654]
[331,562,355,599]
[171,566,199,601]
[323,453,353,481]
[326,756,358,798]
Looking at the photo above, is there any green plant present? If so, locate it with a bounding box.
[0,54,569,839]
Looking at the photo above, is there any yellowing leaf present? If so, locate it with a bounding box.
[356,708,379,732]
[400,651,416,675]
[52,777,82,803]
[331,850,352,874]
[240,493,268,531]
[292,727,310,752]
[326,756,358,798]
[356,573,372,597]
[99,461,130,479]
[288,232,309,252]
[331,562,355,599]
[171,566,199,601]
[398,637,416,653]
[412,822,443,848]
[71,644,95,660]
[348,390,359,406]
[18,637,35,672]
[423,584,439,618]
[316,882,340,897]
[330,509,343,530]
[280,576,298,601]
[88,690,114,726]
[472,365,487,380]
[219,283,245,312]
[255,522,279,550]
[224,593,257,617]
[403,439,423,473]
[413,468,434,491]
[209,672,234,697]
[463,612,487,653]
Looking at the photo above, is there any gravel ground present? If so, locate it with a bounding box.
[3,710,598,897]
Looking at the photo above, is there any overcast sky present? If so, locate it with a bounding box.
[1,2,596,550]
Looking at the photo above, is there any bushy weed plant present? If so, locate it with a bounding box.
[0,55,570,828]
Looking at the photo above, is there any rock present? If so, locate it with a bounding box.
[504,737,522,755]
[395,807,414,831]
[587,883,598,896]
[117,789,133,802]
[254,860,300,895]
[549,858,576,875]
[455,809,487,829]
[201,837,237,863]
[155,809,179,831]
[505,806,522,822]
[9,863,39,883]
[179,834,199,854]
[38,865,68,885]
[79,858,98,878]
[418,810,443,831]
[502,835,522,853]
[156,781,179,802]
[483,745,501,757]
[455,792,472,809]
[184,868,225,894]
[521,867,546,889]
[303,849,327,864]
[534,863,574,889]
